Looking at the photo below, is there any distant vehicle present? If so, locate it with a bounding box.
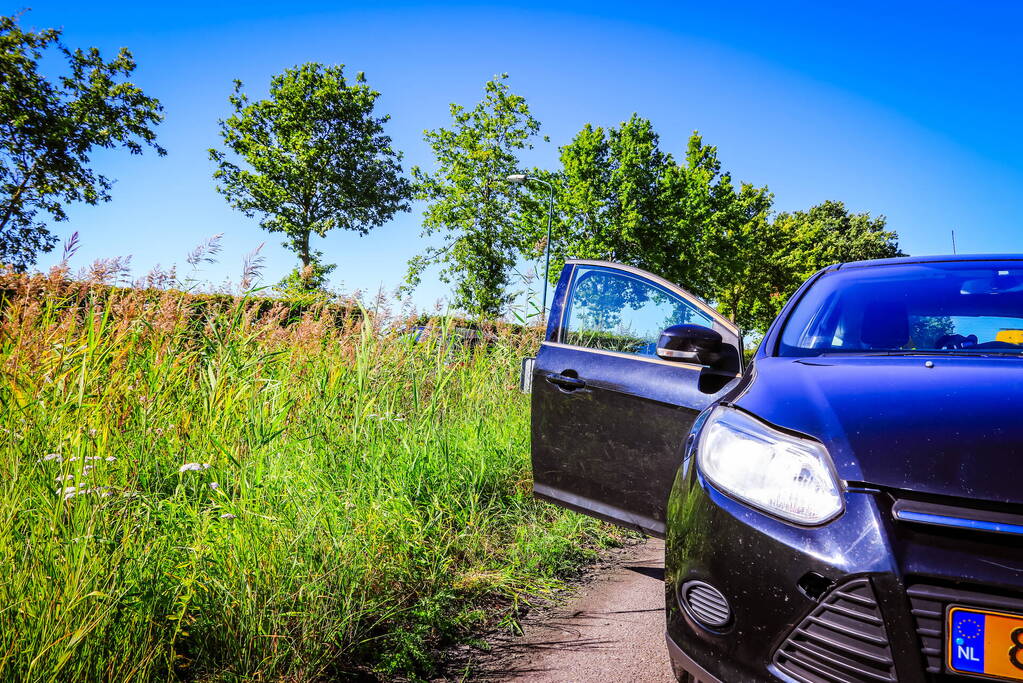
[526,257,1023,683]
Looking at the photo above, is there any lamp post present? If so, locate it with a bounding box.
[506,173,555,320]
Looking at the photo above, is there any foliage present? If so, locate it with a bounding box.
[732,201,904,333]
[684,200,901,336]
[210,63,411,290]
[517,117,677,270]
[0,271,360,330]
[777,200,903,277]
[519,118,903,337]
[0,270,620,680]
[515,118,776,338]
[0,12,165,271]
[910,315,955,348]
[517,120,771,303]
[408,74,541,317]
[564,327,648,355]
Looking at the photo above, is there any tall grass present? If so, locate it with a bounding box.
[0,271,620,681]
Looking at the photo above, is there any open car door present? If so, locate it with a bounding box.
[531,260,742,538]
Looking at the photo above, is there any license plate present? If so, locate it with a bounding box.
[949,606,1023,681]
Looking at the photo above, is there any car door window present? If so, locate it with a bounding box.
[563,265,713,357]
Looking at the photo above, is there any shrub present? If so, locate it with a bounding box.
[0,274,622,681]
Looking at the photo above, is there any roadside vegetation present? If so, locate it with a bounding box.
[0,269,622,680]
[3,11,901,338]
[1,11,906,680]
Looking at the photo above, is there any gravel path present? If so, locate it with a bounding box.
[439,539,677,682]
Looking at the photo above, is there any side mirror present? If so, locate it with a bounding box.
[657,324,723,365]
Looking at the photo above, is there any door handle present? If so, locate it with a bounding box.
[545,373,586,391]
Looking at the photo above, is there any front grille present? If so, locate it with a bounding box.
[774,577,896,683]
[908,583,1023,676]
[906,586,944,675]
[893,498,1023,538]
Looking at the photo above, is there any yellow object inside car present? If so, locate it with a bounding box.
[995,329,1023,344]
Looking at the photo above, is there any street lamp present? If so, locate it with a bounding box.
[506,173,555,320]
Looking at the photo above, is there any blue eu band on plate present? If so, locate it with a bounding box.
[949,606,1023,681]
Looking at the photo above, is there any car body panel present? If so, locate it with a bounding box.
[528,255,1023,683]
[730,355,1023,503]
[531,341,738,536]
[530,260,740,537]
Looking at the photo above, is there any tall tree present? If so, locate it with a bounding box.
[0,13,165,270]
[408,74,540,316]
[517,120,772,305]
[713,201,903,335]
[779,200,903,278]
[518,120,904,337]
[516,117,675,281]
[210,63,411,291]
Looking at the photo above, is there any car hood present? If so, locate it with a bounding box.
[732,355,1023,504]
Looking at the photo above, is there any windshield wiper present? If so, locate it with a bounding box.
[814,350,1023,358]
[878,350,1022,358]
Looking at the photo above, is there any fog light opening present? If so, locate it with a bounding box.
[680,580,731,628]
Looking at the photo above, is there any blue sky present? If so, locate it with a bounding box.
[17,1,1023,311]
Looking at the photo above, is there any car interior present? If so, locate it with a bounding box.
[780,264,1023,355]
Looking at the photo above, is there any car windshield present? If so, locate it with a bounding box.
[779,260,1023,357]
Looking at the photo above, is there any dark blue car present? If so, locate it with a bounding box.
[529,256,1023,683]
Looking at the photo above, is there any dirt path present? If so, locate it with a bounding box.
[439,539,676,682]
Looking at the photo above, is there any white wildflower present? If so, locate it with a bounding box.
[220,513,237,520]
[1,426,24,439]
[88,429,97,438]
[209,482,220,490]
[105,456,117,462]
[178,463,211,472]
[41,453,62,462]
[56,486,76,495]
[55,474,74,482]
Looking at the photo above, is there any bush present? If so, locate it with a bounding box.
[0,273,623,681]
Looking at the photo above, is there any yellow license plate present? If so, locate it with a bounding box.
[949,606,1023,681]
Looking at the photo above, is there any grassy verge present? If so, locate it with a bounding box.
[0,273,623,681]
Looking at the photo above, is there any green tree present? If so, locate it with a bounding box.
[720,201,903,334]
[0,13,165,270]
[518,119,905,337]
[518,120,772,306]
[517,117,677,282]
[408,74,541,316]
[210,63,411,291]
[779,200,903,279]
[702,197,786,335]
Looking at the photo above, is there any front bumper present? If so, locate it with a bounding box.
[666,631,725,683]
[664,461,1023,683]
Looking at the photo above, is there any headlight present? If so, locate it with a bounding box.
[696,407,843,525]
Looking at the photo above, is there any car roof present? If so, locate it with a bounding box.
[830,253,1023,271]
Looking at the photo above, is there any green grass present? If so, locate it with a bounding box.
[0,274,623,681]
